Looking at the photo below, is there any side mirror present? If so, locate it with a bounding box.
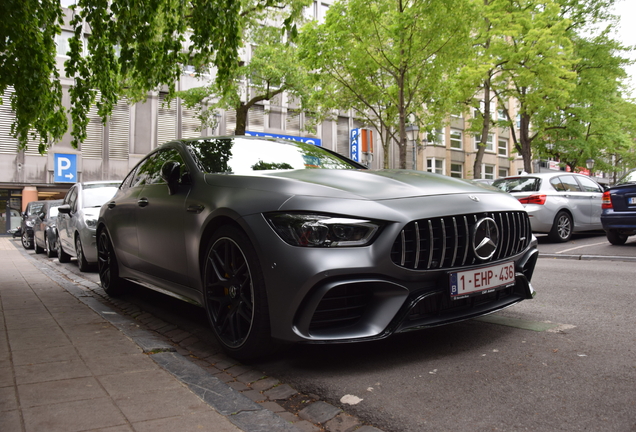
[57,204,71,214]
[161,161,182,195]
[38,212,45,220]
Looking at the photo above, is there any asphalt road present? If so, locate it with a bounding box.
[17,233,636,432]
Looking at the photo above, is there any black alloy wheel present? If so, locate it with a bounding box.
[75,236,91,272]
[548,211,573,243]
[57,237,71,263]
[46,233,57,258]
[203,226,274,360]
[21,231,33,249]
[606,229,628,245]
[97,230,126,296]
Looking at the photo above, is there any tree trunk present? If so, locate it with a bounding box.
[473,80,491,179]
[234,102,248,135]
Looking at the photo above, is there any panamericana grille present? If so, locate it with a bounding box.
[391,211,531,270]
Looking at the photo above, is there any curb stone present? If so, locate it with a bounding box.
[14,240,386,432]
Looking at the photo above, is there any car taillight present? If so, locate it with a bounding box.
[602,191,613,209]
[517,194,546,205]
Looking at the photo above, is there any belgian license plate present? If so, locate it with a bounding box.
[449,261,515,300]
[628,197,636,205]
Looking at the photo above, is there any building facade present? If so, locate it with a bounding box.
[0,1,526,234]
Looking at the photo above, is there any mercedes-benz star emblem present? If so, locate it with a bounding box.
[472,217,499,260]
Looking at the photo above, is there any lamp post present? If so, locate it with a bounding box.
[405,124,419,170]
[586,158,595,177]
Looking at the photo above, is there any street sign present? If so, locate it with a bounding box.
[350,129,360,162]
[54,154,78,183]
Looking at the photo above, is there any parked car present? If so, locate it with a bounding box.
[492,172,604,242]
[97,136,539,359]
[601,169,636,245]
[32,199,64,257]
[57,181,121,271]
[20,201,46,249]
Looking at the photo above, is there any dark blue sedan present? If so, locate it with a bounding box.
[601,169,636,245]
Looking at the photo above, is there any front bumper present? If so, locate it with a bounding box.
[243,213,539,344]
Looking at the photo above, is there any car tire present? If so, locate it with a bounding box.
[606,229,628,245]
[21,231,33,249]
[97,230,127,296]
[46,233,57,258]
[75,236,92,272]
[203,226,276,360]
[57,237,71,263]
[34,237,44,254]
[548,211,573,242]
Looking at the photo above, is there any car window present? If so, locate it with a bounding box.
[549,177,566,192]
[616,170,636,185]
[492,177,540,193]
[558,175,581,192]
[65,187,78,211]
[82,184,120,208]
[576,176,603,193]
[27,201,45,215]
[187,137,360,174]
[130,149,186,187]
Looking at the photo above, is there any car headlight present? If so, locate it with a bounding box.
[26,220,35,227]
[84,215,98,229]
[265,213,382,247]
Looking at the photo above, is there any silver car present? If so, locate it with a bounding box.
[57,181,121,271]
[492,172,604,242]
[97,136,539,360]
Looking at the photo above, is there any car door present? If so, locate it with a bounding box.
[134,148,192,288]
[556,175,590,228]
[58,186,78,253]
[575,175,604,228]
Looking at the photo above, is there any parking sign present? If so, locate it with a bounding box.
[54,154,78,183]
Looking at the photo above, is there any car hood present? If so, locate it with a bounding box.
[205,169,502,201]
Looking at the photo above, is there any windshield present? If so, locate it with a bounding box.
[82,185,120,208]
[187,137,362,174]
[616,170,636,185]
[492,177,541,193]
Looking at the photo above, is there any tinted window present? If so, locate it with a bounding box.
[576,176,603,193]
[187,138,360,174]
[492,177,540,193]
[65,187,78,211]
[558,175,581,192]
[131,149,186,187]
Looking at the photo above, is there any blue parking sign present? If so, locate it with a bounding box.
[54,154,78,183]
[350,129,360,162]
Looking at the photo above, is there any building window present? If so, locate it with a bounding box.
[474,134,495,152]
[427,158,444,175]
[498,138,508,156]
[498,109,507,121]
[483,164,495,180]
[498,168,508,178]
[450,129,462,149]
[428,128,445,146]
[450,163,463,178]
[56,30,75,57]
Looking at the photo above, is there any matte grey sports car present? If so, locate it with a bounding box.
[97,136,539,359]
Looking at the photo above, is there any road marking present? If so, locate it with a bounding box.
[475,315,575,332]
[556,241,608,253]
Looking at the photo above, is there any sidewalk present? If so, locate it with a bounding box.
[0,237,294,432]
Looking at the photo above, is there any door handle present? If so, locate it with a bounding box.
[107,201,116,209]
[187,204,204,214]
[137,198,149,207]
